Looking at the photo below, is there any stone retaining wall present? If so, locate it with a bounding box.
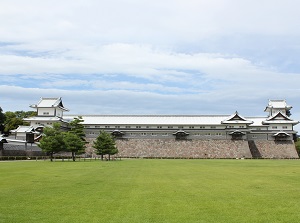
[115,139,252,158]
[2,138,298,159]
[248,140,298,159]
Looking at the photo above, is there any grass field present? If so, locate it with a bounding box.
[0,159,300,223]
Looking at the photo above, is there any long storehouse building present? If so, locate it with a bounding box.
[22,97,299,159]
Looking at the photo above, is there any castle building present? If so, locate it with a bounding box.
[23,97,299,159]
[24,97,69,129]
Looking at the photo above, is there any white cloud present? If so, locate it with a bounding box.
[0,0,300,131]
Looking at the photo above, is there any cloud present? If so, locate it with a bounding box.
[0,0,300,132]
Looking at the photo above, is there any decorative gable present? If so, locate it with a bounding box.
[173,130,189,140]
[273,131,290,141]
[262,111,299,125]
[266,111,291,121]
[221,112,253,124]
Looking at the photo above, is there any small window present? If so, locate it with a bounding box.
[252,135,257,138]
[239,126,244,128]
[43,112,49,115]
[157,126,162,129]
[141,133,147,136]
[136,126,141,129]
[115,126,120,129]
[168,126,173,129]
[151,133,157,136]
[194,133,200,136]
[105,126,110,129]
[210,126,216,129]
[126,126,131,129]
[282,126,288,129]
[189,126,194,129]
[200,126,205,129]
[162,133,168,136]
[216,133,222,136]
[205,133,211,136]
[272,126,277,129]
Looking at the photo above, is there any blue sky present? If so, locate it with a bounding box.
[1,0,300,129]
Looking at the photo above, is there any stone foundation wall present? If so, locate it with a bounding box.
[3,138,297,159]
[248,140,298,159]
[114,139,252,158]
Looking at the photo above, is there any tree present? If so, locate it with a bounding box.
[38,123,65,161]
[0,107,5,124]
[66,116,86,161]
[63,132,85,161]
[0,107,4,134]
[14,110,37,119]
[295,137,300,156]
[3,110,37,133]
[93,130,118,161]
[69,116,86,141]
[4,111,23,133]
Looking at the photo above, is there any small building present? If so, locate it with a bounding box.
[10,126,36,141]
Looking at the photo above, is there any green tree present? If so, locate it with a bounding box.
[14,110,37,119]
[69,116,86,141]
[63,132,85,161]
[93,130,118,161]
[38,123,65,161]
[0,107,5,134]
[295,137,300,156]
[66,116,86,161]
[3,110,37,133]
[0,107,5,124]
[4,111,23,133]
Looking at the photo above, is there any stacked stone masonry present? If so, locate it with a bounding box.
[248,140,298,159]
[84,138,299,159]
[115,139,252,158]
[2,138,299,158]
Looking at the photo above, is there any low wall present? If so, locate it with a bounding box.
[115,139,252,158]
[2,143,45,156]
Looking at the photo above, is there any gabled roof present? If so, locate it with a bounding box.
[228,130,246,135]
[262,111,299,125]
[273,131,290,137]
[10,126,35,133]
[111,130,124,136]
[264,99,292,112]
[221,112,253,125]
[173,130,189,135]
[0,136,8,143]
[30,97,69,111]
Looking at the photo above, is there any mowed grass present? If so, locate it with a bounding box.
[1,159,300,223]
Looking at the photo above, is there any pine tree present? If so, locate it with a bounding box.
[38,123,65,161]
[93,130,118,161]
[63,132,85,161]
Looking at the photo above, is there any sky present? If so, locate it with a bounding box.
[1,0,300,130]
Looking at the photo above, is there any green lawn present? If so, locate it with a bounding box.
[0,159,300,223]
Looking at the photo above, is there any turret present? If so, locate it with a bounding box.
[264,100,292,117]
